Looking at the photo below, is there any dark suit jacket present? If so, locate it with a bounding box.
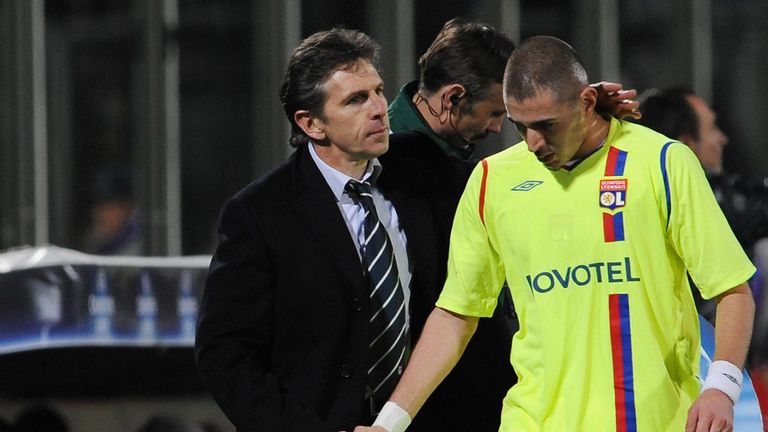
[195,144,440,432]
[378,131,517,432]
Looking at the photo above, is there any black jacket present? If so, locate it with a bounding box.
[195,144,439,432]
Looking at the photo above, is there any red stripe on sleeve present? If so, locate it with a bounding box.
[479,159,489,226]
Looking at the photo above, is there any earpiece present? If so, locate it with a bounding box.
[446,92,473,150]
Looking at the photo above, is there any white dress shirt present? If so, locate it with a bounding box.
[308,143,412,325]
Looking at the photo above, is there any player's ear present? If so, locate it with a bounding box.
[579,85,598,113]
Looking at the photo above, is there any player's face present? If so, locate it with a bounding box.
[506,90,588,171]
[451,84,507,144]
[315,60,390,163]
[686,95,728,175]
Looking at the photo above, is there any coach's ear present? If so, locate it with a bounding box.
[294,110,327,142]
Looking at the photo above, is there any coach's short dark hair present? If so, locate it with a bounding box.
[503,35,587,105]
[418,18,514,106]
[279,28,380,147]
[636,86,699,141]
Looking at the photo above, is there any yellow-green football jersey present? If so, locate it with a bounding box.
[436,117,755,431]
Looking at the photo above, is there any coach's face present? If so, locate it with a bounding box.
[304,59,390,167]
[506,88,590,171]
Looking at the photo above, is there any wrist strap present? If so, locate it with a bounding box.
[372,401,411,432]
[702,360,743,403]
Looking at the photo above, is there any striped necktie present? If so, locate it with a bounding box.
[345,180,408,398]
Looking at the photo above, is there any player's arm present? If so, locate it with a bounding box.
[354,307,479,432]
[712,283,755,372]
[686,282,755,432]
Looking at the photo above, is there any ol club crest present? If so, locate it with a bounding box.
[599,179,627,210]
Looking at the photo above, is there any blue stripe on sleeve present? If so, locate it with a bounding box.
[660,142,674,230]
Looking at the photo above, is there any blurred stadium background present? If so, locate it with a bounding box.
[1,0,767,430]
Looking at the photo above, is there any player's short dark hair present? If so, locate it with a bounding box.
[418,18,515,108]
[636,86,699,141]
[280,28,380,147]
[503,35,587,106]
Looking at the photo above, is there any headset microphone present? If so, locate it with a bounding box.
[417,90,475,152]
[447,94,474,151]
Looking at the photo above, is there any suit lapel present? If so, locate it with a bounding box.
[290,146,368,298]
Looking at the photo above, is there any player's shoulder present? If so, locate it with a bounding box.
[613,120,670,150]
[463,144,527,190]
[612,120,702,176]
[483,141,530,166]
[472,142,534,183]
[611,119,692,158]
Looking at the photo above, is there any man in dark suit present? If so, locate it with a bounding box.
[195,29,440,432]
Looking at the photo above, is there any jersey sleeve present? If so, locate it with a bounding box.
[663,142,756,299]
[436,160,506,317]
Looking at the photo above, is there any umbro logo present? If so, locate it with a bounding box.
[722,373,739,386]
[512,180,543,191]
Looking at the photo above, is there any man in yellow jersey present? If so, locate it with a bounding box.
[356,36,755,432]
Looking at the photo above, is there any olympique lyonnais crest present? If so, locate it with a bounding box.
[599,179,627,210]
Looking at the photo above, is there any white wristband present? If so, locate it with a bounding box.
[372,401,411,432]
[702,360,743,403]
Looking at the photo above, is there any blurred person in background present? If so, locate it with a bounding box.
[81,167,143,255]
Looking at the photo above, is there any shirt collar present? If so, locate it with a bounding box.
[308,142,381,201]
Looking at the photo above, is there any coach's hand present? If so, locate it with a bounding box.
[591,81,641,120]
[685,388,734,432]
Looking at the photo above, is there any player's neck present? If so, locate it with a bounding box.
[577,114,611,159]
